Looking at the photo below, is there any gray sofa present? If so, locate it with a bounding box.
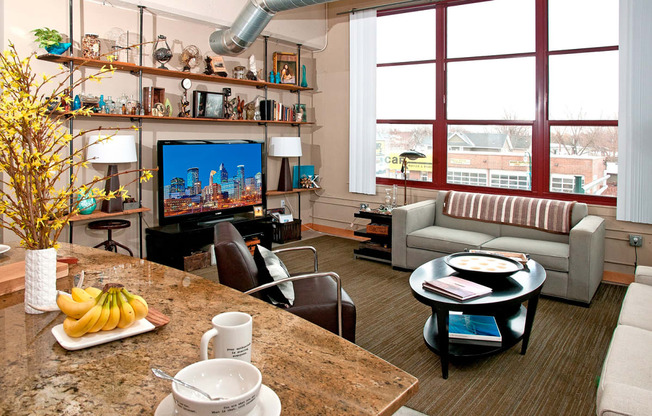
[392,191,606,304]
[597,266,652,415]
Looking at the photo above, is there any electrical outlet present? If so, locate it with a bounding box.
[280,200,285,208]
[629,234,643,247]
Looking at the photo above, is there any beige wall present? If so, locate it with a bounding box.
[1,0,315,255]
[312,0,651,274]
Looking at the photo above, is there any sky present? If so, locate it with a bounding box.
[375,0,619,122]
[161,142,263,186]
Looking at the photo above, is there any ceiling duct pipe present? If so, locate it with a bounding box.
[210,0,336,55]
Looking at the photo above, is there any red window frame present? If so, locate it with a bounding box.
[375,0,618,206]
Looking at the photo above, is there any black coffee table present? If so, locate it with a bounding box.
[409,257,546,379]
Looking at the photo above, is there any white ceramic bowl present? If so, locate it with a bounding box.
[172,358,262,416]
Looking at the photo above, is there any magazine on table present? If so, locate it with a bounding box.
[422,276,492,301]
[448,312,502,345]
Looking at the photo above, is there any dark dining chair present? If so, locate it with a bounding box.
[213,222,356,343]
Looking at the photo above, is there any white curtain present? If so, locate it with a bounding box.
[349,9,377,195]
[617,0,652,223]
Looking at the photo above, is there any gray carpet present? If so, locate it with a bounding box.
[275,235,626,416]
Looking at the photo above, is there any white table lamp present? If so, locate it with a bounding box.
[86,135,138,213]
[269,136,302,192]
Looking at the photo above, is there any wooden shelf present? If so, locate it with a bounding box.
[66,112,314,125]
[68,207,150,222]
[37,54,314,93]
[266,188,320,196]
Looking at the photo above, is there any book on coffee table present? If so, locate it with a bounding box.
[422,276,492,301]
[448,313,502,345]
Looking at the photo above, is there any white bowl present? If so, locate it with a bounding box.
[172,358,262,416]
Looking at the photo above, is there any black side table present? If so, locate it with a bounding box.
[410,258,546,379]
[88,219,133,257]
[353,210,393,263]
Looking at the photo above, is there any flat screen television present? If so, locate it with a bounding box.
[156,139,265,226]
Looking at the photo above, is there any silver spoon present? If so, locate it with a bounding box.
[151,368,226,401]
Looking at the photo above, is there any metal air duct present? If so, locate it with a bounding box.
[210,0,336,55]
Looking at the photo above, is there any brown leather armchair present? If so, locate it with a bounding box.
[213,222,356,342]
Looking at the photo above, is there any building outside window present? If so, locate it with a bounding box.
[375,0,618,204]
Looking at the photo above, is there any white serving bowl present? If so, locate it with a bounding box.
[172,358,262,416]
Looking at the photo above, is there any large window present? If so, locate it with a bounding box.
[375,0,618,204]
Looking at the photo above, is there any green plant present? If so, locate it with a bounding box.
[0,43,152,249]
[32,27,63,49]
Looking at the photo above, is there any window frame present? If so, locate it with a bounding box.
[375,0,618,206]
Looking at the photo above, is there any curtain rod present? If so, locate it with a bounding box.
[336,0,439,15]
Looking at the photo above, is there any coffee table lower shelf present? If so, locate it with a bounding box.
[423,306,527,358]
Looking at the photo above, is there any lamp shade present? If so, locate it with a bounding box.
[86,135,137,164]
[268,137,302,157]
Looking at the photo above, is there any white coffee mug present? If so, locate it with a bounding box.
[200,312,252,362]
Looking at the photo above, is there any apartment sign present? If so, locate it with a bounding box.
[509,161,529,167]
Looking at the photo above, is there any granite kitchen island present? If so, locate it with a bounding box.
[0,243,418,415]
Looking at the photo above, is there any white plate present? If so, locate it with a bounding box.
[155,384,281,416]
[0,244,10,254]
[51,318,156,351]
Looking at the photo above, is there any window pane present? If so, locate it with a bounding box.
[377,64,436,120]
[376,124,432,181]
[550,126,617,196]
[448,125,532,190]
[447,0,535,58]
[549,51,618,121]
[377,9,436,64]
[549,0,618,51]
[447,57,535,120]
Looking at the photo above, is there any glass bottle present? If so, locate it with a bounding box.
[384,189,392,209]
[392,184,398,207]
[104,96,115,114]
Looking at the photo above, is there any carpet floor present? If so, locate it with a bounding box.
[274,235,626,416]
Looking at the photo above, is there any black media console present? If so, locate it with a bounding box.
[145,214,273,270]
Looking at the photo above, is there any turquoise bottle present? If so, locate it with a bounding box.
[301,65,308,88]
[73,95,81,110]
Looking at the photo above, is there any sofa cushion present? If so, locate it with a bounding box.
[435,192,501,236]
[618,283,652,331]
[481,237,569,272]
[597,325,652,416]
[407,226,496,254]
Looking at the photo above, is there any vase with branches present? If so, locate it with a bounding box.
[0,43,152,313]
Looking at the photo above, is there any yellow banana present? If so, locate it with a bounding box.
[122,289,149,321]
[72,287,94,302]
[88,293,112,333]
[116,290,136,329]
[102,292,121,331]
[56,292,98,319]
[62,292,108,338]
[85,287,102,298]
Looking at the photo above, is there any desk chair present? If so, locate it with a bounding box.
[214,222,356,342]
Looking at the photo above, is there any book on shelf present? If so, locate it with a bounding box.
[422,276,492,301]
[260,99,298,122]
[448,313,502,345]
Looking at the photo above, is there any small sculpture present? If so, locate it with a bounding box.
[275,71,281,84]
[246,54,257,80]
[245,100,256,120]
[269,71,275,83]
[153,35,173,69]
[236,97,245,120]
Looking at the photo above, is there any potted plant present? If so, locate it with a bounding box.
[0,43,152,313]
[32,27,71,55]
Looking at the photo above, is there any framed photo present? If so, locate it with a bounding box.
[273,52,298,85]
[253,205,264,218]
[293,103,307,122]
[193,91,225,119]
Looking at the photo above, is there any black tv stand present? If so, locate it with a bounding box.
[197,216,234,228]
[146,215,273,270]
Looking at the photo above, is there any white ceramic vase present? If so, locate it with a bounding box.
[24,248,57,314]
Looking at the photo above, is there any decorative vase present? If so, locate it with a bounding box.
[301,65,308,88]
[77,192,97,215]
[24,248,58,314]
[45,42,71,55]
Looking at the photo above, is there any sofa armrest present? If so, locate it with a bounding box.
[568,215,605,303]
[598,382,652,416]
[635,266,652,286]
[392,200,436,269]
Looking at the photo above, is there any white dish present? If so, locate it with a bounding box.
[444,252,524,277]
[51,318,156,351]
[155,385,281,416]
[0,244,10,254]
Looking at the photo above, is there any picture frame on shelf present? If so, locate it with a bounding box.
[293,103,307,122]
[253,205,264,218]
[205,55,228,77]
[193,90,225,118]
[273,52,298,85]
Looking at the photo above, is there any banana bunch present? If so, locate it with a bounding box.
[56,283,149,338]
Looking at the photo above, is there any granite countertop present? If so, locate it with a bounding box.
[0,243,418,415]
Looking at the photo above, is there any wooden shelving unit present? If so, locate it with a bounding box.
[60,111,313,125]
[68,207,150,222]
[266,188,319,196]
